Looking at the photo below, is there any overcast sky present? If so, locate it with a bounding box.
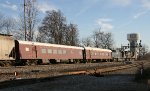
[0,0,150,47]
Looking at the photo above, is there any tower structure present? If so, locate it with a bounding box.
[127,33,139,59]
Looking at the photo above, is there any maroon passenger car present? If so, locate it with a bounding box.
[85,47,112,62]
[18,40,84,64]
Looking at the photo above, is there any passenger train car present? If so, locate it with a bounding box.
[0,34,112,66]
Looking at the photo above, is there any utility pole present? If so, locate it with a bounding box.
[24,0,27,41]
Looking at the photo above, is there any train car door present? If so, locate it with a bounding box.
[32,45,37,59]
[82,47,86,62]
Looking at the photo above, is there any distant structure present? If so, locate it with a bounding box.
[127,33,139,50]
[112,33,142,61]
[127,33,139,59]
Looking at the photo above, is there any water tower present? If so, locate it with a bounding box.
[127,33,139,51]
[127,33,139,59]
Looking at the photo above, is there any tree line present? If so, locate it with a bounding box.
[36,10,79,46]
[0,0,115,50]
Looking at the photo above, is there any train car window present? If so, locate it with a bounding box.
[103,53,105,56]
[25,47,29,51]
[63,50,66,54]
[48,49,52,54]
[42,49,46,53]
[101,53,104,56]
[107,53,109,56]
[71,50,73,54]
[58,50,62,54]
[105,53,108,56]
[97,52,99,55]
[66,50,69,54]
[53,50,57,54]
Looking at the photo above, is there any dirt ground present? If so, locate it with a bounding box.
[1,55,150,91]
[0,74,149,91]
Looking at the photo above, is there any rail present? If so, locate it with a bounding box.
[0,62,145,82]
[65,62,143,75]
[0,62,146,89]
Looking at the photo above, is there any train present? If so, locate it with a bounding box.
[0,34,112,66]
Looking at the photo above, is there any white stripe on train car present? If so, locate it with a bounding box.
[85,47,112,52]
[18,40,84,50]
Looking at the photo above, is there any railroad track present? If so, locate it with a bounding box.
[0,62,124,74]
[0,61,149,89]
[0,62,123,82]
[0,61,148,82]
[64,62,144,75]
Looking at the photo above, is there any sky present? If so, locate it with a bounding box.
[0,0,150,48]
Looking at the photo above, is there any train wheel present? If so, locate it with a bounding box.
[26,60,38,66]
[0,62,5,67]
[5,61,12,66]
[50,59,57,64]
[37,59,42,65]
[0,61,14,67]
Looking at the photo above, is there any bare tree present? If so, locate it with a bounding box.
[3,17,16,34]
[15,0,38,41]
[140,44,149,56]
[0,12,16,35]
[0,13,5,32]
[93,30,102,48]
[38,10,67,44]
[14,15,26,40]
[25,0,38,41]
[65,23,79,46]
[103,32,114,49]
[37,10,80,46]
[82,37,93,47]
[92,29,114,49]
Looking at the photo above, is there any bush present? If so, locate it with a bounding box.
[135,68,150,82]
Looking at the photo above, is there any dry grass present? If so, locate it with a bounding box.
[135,53,150,82]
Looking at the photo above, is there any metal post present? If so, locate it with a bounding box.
[24,0,27,41]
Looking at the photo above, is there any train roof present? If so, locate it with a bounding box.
[0,33,12,36]
[18,40,84,50]
[18,41,112,52]
[85,47,112,52]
